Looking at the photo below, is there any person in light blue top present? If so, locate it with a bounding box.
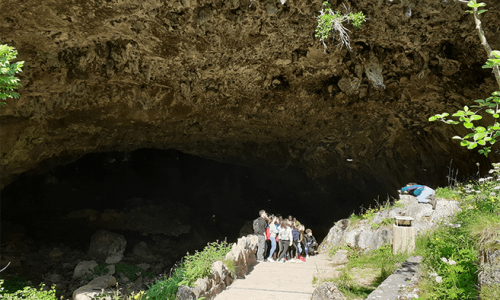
[399,183,436,210]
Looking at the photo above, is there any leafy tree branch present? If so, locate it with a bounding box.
[0,44,24,107]
[429,1,500,157]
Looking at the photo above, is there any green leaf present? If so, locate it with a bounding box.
[478,139,486,145]
[486,109,495,114]
[452,111,465,117]
[452,136,462,140]
[475,126,486,132]
[478,9,488,14]
[464,122,474,129]
[468,142,478,149]
[429,116,438,121]
[461,140,470,147]
[470,115,482,121]
[464,106,469,112]
[494,114,499,118]
[474,132,486,140]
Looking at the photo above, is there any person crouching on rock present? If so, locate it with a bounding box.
[399,183,437,210]
[304,229,318,258]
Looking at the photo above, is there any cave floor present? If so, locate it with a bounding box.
[214,253,333,300]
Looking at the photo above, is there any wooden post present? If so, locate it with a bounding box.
[393,217,415,254]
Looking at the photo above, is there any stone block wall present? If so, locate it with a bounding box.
[177,235,258,300]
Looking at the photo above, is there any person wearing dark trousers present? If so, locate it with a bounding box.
[278,220,293,263]
[253,210,267,262]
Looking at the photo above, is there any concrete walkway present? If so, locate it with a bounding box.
[214,254,333,300]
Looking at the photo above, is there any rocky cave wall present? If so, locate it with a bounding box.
[1,0,500,193]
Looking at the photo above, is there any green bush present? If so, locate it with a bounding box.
[146,268,184,300]
[0,280,57,300]
[0,276,29,294]
[419,226,479,299]
[180,240,232,287]
[144,240,233,299]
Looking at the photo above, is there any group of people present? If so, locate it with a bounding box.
[253,210,318,263]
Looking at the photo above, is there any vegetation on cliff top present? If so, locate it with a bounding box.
[315,1,367,53]
[0,44,24,107]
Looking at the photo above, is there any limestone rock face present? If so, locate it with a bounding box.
[319,195,461,253]
[1,0,498,191]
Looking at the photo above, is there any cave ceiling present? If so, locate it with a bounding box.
[1,0,499,191]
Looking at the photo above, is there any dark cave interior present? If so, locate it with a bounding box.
[2,148,375,250]
[1,148,383,291]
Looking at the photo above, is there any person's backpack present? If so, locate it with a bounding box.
[253,218,264,234]
[292,229,300,242]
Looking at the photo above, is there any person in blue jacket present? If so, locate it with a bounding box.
[399,183,437,210]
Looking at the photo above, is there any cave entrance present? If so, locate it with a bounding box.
[2,148,367,242]
[1,148,367,292]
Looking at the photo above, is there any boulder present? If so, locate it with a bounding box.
[72,275,116,300]
[44,273,66,288]
[88,230,126,263]
[133,242,152,257]
[330,250,349,265]
[192,278,211,298]
[175,285,196,300]
[312,282,346,300]
[73,260,98,279]
[211,261,228,282]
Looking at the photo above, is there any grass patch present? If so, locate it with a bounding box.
[346,244,410,271]
[328,268,375,299]
[435,186,460,199]
[324,245,410,300]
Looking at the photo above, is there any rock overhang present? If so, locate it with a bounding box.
[1,0,499,189]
